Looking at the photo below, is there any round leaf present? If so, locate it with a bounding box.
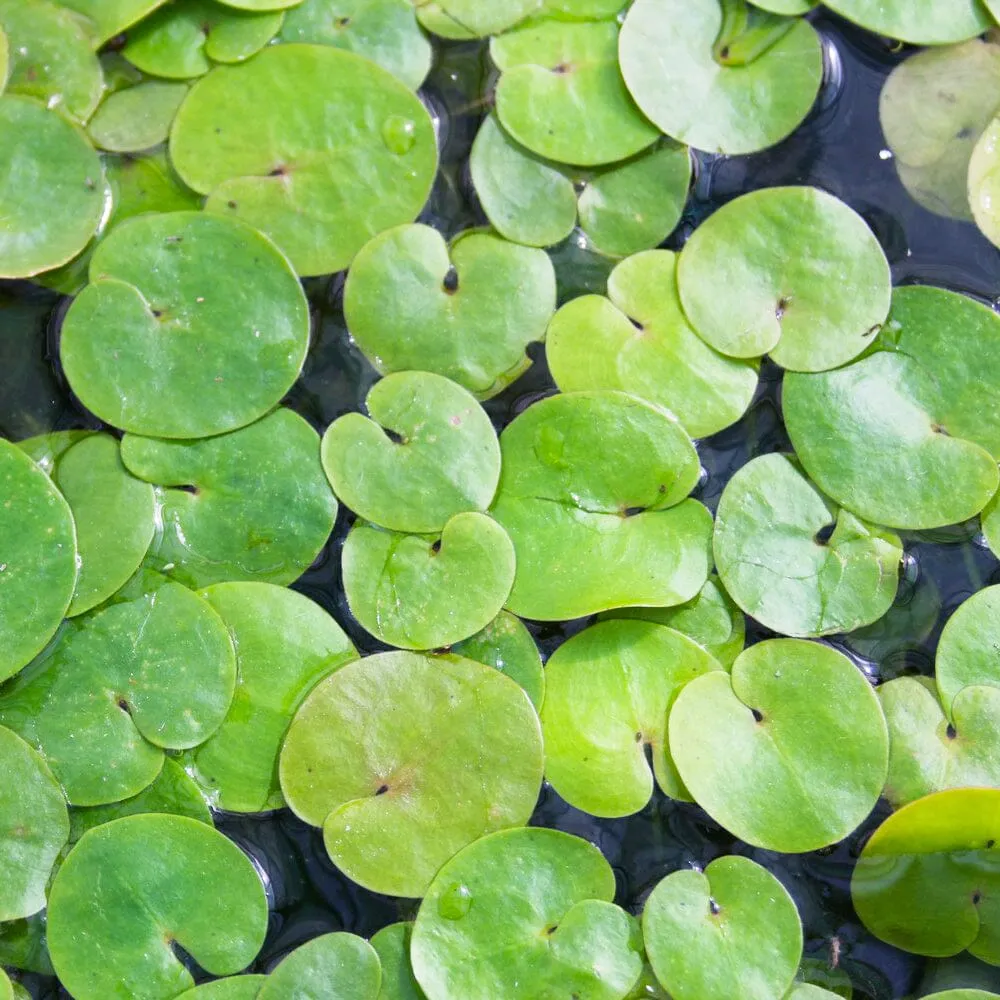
[491,16,659,167]
[61,211,310,439]
[216,0,302,9]
[669,639,889,852]
[936,585,1000,715]
[257,933,381,1000]
[547,249,758,438]
[714,453,902,636]
[121,408,337,588]
[970,116,1000,249]
[321,371,501,533]
[924,994,1000,1000]
[88,81,189,152]
[371,923,426,1000]
[176,978,268,999]
[642,855,802,1000]
[169,44,438,276]
[342,513,516,650]
[184,582,357,812]
[416,0,539,39]
[822,0,990,44]
[0,724,69,921]
[279,651,543,897]
[48,814,268,1000]
[540,619,724,817]
[677,186,891,370]
[344,225,556,399]
[57,0,169,46]
[411,827,643,1000]
[490,390,711,620]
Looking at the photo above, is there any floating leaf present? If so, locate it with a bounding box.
[321,371,501,533]
[619,0,822,155]
[490,390,712,620]
[48,814,268,1000]
[714,453,902,636]
[57,0,169,46]
[851,788,1000,962]
[411,827,643,1000]
[677,186,891,370]
[170,44,437,276]
[785,986,843,1000]
[175,978,268,999]
[936,585,1000,715]
[61,211,309,439]
[643,856,802,1000]
[122,408,337,587]
[541,619,723,817]
[257,933,381,1000]
[784,286,1000,530]
[970,117,1000,249]
[279,0,432,91]
[822,0,991,44]
[0,913,53,976]
[279,651,543,897]
[547,250,758,438]
[670,639,889,852]
[416,0,539,39]
[215,0,303,9]
[751,0,815,10]
[491,16,658,167]
[0,96,105,278]
[371,923,426,1000]
[0,437,77,682]
[88,82,190,152]
[0,575,236,805]
[344,225,556,399]
[342,514,515,650]
[542,0,626,16]
[0,724,69,921]
[184,582,357,812]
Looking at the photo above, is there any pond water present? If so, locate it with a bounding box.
[4,10,1000,999]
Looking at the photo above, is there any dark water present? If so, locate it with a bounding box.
[5,11,1000,999]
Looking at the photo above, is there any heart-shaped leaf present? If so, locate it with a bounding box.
[822,0,990,44]
[88,81,190,153]
[279,651,543,896]
[257,933,381,1000]
[371,923,426,1000]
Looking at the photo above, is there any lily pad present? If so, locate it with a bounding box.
[851,788,1000,962]
[411,827,643,1000]
[61,211,309,439]
[490,390,712,620]
[48,814,268,1000]
[279,651,543,897]
[57,0,169,46]
[970,116,1000,249]
[784,286,1000,530]
[619,0,823,155]
[416,0,539,39]
[176,978,268,999]
[0,437,77,682]
[547,249,758,438]
[169,44,438,276]
[88,81,189,152]
[822,0,991,45]
[321,371,501,533]
[216,0,303,9]
[342,514,516,650]
[184,582,357,812]
[541,618,723,817]
[936,585,1000,715]
[450,610,544,710]
[677,186,891,370]
[124,1,284,79]
[20,432,156,617]
[371,923,426,1000]
[0,575,236,805]
[669,639,889,852]
[0,96,106,278]
[0,724,69,922]
[542,0,626,16]
[643,855,802,1000]
[491,16,659,167]
[344,225,556,399]
[279,0,432,91]
[122,409,337,587]
[714,453,902,636]
[257,933,381,1000]
[0,0,103,123]
[923,994,1000,1000]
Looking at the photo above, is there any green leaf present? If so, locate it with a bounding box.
[257,933,381,1000]
[61,211,309,439]
[122,408,337,587]
[784,286,1000,530]
[0,724,69,921]
[785,986,844,1000]
[371,923,427,1000]
[184,582,357,812]
[344,225,556,399]
[88,81,190,152]
[411,827,643,1000]
[415,0,539,39]
[169,44,438,276]
[0,913,53,975]
[936,585,1000,715]
[490,390,711,620]
[321,371,501,533]
[822,0,991,44]
[48,814,268,1000]
[541,619,724,816]
[57,0,169,47]
[970,116,1000,249]
[643,855,802,1000]
[619,0,822,155]
[669,639,889,852]
[547,250,757,438]
[175,978,268,999]
[215,0,303,9]
[677,186,891,370]
[279,651,543,897]
[491,16,659,167]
